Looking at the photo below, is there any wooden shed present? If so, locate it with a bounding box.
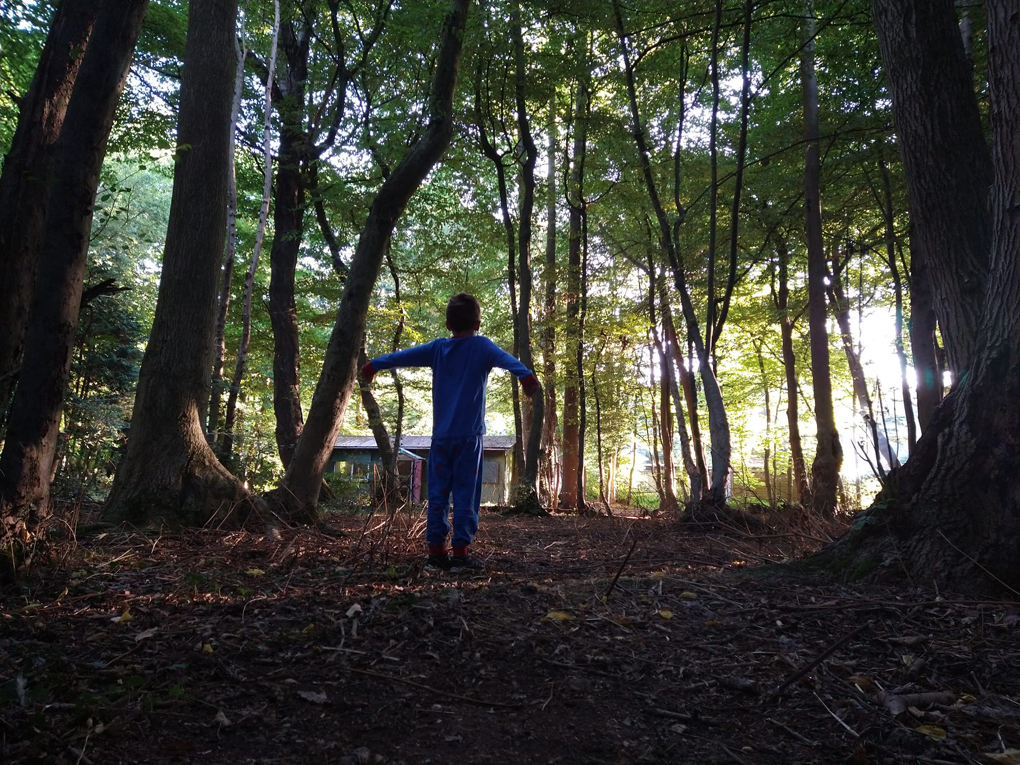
[330,435,516,505]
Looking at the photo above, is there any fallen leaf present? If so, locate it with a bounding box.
[245,568,265,576]
[658,610,674,620]
[915,724,947,741]
[112,608,132,623]
[135,627,159,643]
[346,604,363,618]
[650,571,666,580]
[214,710,231,727]
[542,611,575,621]
[679,592,697,600]
[298,690,328,705]
[849,674,875,693]
[203,643,214,654]
[985,750,1020,764]
[705,618,723,628]
[302,623,316,633]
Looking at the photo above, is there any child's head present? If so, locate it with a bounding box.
[446,293,481,333]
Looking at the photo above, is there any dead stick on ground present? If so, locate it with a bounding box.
[345,666,522,709]
[767,622,870,702]
[936,529,1020,599]
[605,537,638,602]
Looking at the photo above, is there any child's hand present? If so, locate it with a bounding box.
[521,373,541,398]
[360,361,377,384]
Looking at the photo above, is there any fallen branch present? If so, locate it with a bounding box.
[767,622,870,701]
[345,666,523,709]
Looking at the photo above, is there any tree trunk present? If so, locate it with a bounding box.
[0,0,98,428]
[870,0,991,381]
[802,1,842,515]
[774,238,809,503]
[209,16,247,444]
[753,340,775,508]
[831,0,1020,594]
[268,21,311,468]
[907,227,942,431]
[271,0,469,517]
[559,36,589,510]
[222,0,280,459]
[540,99,559,508]
[103,0,247,528]
[0,0,148,566]
[510,0,544,502]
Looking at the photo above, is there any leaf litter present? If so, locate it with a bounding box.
[1,507,1019,764]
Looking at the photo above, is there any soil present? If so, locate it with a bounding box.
[2,506,1019,764]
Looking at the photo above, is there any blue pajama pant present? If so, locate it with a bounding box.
[426,436,484,548]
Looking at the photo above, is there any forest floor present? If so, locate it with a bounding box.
[2,505,1020,765]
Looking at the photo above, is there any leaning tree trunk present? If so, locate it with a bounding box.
[510,0,544,503]
[802,1,842,516]
[907,228,942,432]
[0,0,148,574]
[0,0,97,428]
[103,0,247,528]
[830,0,1020,594]
[271,0,469,518]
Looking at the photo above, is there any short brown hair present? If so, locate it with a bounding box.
[446,293,481,332]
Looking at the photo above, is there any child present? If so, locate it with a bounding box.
[360,293,541,572]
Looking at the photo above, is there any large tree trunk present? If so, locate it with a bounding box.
[870,0,991,381]
[510,0,544,502]
[103,0,247,528]
[0,0,148,571]
[802,1,842,515]
[559,37,589,510]
[831,0,1020,594]
[0,0,97,428]
[271,0,469,517]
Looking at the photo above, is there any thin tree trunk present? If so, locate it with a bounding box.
[773,237,809,503]
[272,0,469,517]
[222,0,280,458]
[103,0,245,528]
[802,1,842,515]
[0,0,148,555]
[0,0,98,428]
[559,36,589,510]
[209,10,248,444]
[908,227,942,431]
[540,99,559,508]
[753,340,775,508]
[510,0,544,501]
[591,338,611,516]
[613,0,731,503]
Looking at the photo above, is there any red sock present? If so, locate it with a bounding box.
[428,545,447,557]
[452,546,468,557]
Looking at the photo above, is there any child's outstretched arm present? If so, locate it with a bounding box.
[361,340,438,383]
[486,339,542,397]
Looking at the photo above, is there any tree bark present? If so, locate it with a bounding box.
[802,1,842,515]
[272,0,469,517]
[0,0,148,563]
[103,0,246,528]
[870,0,991,382]
[0,0,98,428]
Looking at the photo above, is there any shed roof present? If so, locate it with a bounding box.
[333,435,516,451]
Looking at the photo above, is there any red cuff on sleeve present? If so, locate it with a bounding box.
[361,361,377,383]
[521,372,541,397]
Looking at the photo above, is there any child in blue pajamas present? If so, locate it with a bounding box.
[360,293,541,571]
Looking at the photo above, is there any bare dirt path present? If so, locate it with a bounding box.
[2,509,1019,764]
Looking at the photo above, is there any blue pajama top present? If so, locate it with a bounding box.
[369,335,533,439]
